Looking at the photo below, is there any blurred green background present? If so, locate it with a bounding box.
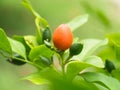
[0,0,120,90]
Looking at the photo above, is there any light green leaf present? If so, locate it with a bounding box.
[24,35,38,48]
[13,35,31,55]
[35,18,43,44]
[67,14,89,32]
[82,72,120,90]
[8,38,26,59]
[65,57,104,80]
[29,45,54,61]
[65,61,90,80]
[23,67,60,85]
[72,39,108,61]
[0,28,12,57]
[24,67,98,90]
[83,56,104,68]
[24,72,50,85]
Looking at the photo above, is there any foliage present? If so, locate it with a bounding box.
[0,0,120,90]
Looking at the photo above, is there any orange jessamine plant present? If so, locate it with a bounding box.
[0,0,120,90]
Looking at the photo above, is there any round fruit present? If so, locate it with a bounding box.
[70,43,83,56]
[52,24,73,50]
[105,59,115,73]
[43,27,51,42]
[7,54,26,66]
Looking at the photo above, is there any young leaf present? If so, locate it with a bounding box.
[8,38,27,59]
[13,35,31,55]
[67,14,89,32]
[23,72,50,85]
[23,67,60,85]
[22,0,49,44]
[65,61,90,80]
[83,56,104,68]
[29,45,54,61]
[24,68,95,90]
[81,72,120,90]
[35,18,43,44]
[0,28,12,57]
[72,39,108,61]
[24,35,39,48]
[65,57,104,80]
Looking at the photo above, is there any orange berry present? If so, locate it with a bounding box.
[52,24,73,50]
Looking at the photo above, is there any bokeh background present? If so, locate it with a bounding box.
[0,0,120,90]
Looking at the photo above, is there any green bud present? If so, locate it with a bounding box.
[69,43,83,56]
[7,54,26,66]
[43,27,51,42]
[39,56,52,66]
[105,59,115,73]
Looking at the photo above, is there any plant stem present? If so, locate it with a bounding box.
[13,57,43,70]
[65,54,73,64]
[59,51,66,76]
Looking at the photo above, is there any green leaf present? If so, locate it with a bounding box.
[24,35,38,48]
[35,18,43,44]
[72,39,108,60]
[65,57,104,80]
[22,0,49,44]
[0,28,12,57]
[107,33,120,60]
[24,68,97,90]
[111,69,120,81]
[81,72,120,90]
[13,35,31,55]
[73,76,100,90]
[83,56,104,68]
[23,72,50,85]
[8,38,27,59]
[23,67,60,85]
[65,61,90,80]
[67,14,89,32]
[29,45,54,61]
